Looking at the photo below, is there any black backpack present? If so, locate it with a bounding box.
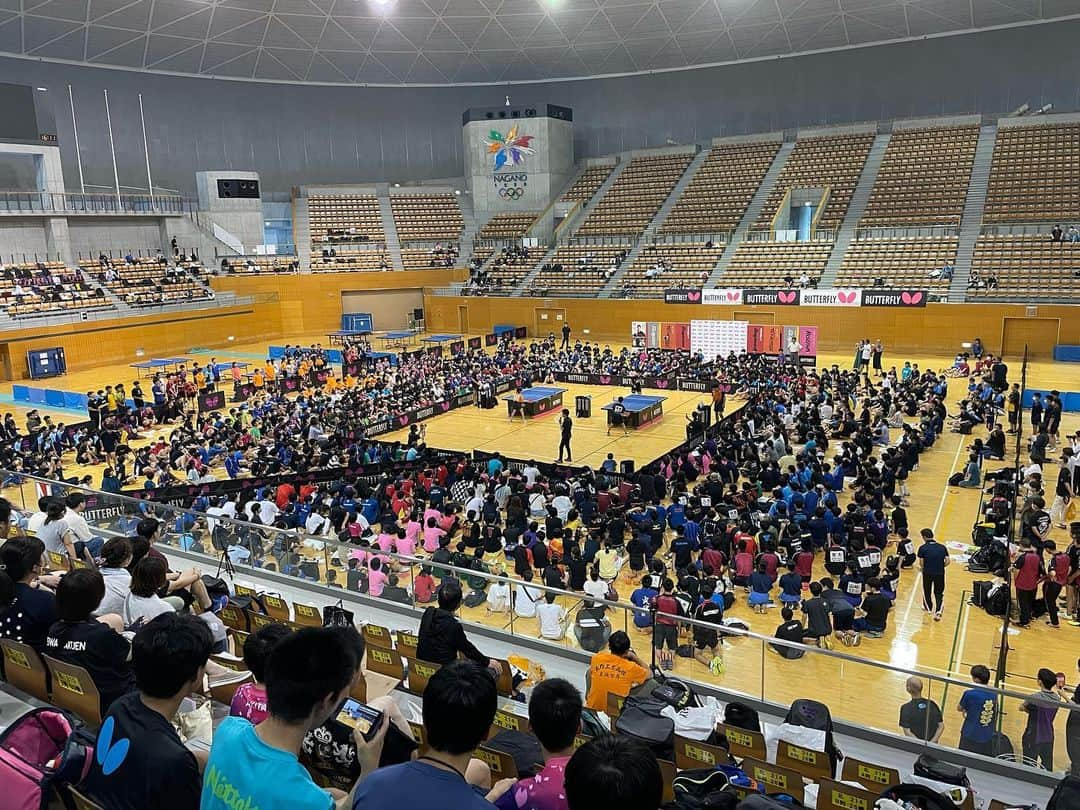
[783,699,841,767]
[1048,774,1080,810]
[913,753,970,787]
[615,696,675,761]
[485,730,544,778]
[666,768,739,810]
[879,784,958,810]
[724,701,761,733]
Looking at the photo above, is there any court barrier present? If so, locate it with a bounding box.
[1021,387,1080,412]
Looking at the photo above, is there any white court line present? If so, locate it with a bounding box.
[900,431,968,625]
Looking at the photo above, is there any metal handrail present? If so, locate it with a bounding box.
[0,191,194,215]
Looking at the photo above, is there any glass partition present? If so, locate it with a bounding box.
[3,471,1076,776]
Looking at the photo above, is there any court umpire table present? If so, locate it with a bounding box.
[503,386,567,417]
[602,394,667,428]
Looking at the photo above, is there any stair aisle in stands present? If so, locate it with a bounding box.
[819,132,891,286]
[707,141,795,285]
[377,193,404,272]
[599,148,713,298]
[950,124,998,300]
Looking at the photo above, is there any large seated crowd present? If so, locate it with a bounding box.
[3,331,1076,809]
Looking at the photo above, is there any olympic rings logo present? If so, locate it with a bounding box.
[498,186,526,200]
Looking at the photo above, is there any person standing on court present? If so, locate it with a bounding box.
[608,397,628,438]
[917,528,949,621]
[558,408,573,464]
[561,321,572,350]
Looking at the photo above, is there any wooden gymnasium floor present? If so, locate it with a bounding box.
[2,332,1079,750]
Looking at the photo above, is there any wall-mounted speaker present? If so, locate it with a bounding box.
[217,178,260,199]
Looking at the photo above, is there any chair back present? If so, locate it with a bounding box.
[43,655,102,726]
[0,638,49,702]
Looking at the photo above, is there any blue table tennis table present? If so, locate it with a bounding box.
[328,329,372,346]
[601,394,667,429]
[378,330,418,350]
[420,333,462,345]
[503,385,567,417]
[129,356,193,377]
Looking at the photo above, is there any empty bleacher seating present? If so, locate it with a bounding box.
[969,234,1080,299]
[308,194,386,243]
[837,237,958,290]
[527,243,630,295]
[477,212,538,240]
[618,241,725,297]
[660,142,780,235]
[983,122,1080,223]
[757,133,875,231]
[722,241,834,287]
[860,125,980,226]
[390,194,463,241]
[0,261,115,317]
[561,165,614,203]
[576,153,693,237]
[401,244,458,270]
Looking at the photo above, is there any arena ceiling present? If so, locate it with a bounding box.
[0,0,1075,85]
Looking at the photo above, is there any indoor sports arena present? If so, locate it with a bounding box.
[0,6,1078,808]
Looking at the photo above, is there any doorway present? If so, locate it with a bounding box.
[734,310,775,324]
[534,308,566,338]
[457,305,470,335]
[1000,317,1059,359]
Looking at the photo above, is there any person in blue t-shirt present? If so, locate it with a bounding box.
[630,577,659,628]
[201,626,386,810]
[957,664,1000,756]
[353,660,515,810]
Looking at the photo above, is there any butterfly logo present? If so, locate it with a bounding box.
[440,402,450,412]
[96,717,130,776]
[901,291,923,305]
[599,375,611,384]
[656,380,669,389]
[777,291,797,304]
[838,291,858,304]
[687,291,701,302]
[485,125,535,172]
[398,415,409,426]
[726,291,740,302]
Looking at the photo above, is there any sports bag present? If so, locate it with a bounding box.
[878,784,957,810]
[668,768,739,810]
[615,697,675,761]
[913,754,970,787]
[723,701,761,733]
[0,707,94,810]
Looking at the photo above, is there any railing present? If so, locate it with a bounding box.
[855,224,961,240]
[648,231,732,245]
[562,234,634,247]
[2,469,1075,779]
[0,191,194,215]
[980,221,1066,237]
[745,228,836,243]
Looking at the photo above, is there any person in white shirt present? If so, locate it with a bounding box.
[583,567,609,609]
[245,497,280,525]
[95,537,134,618]
[536,593,569,640]
[487,578,511,613]
[205,497,237,534]
[465,494,484,518]
[305,506,331,536]
[529,491,548,517]
[522,464,540,487]
[551,493,573,522]
[513,571,544,618]
[493,481,512,510]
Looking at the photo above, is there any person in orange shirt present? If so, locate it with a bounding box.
[263,362,276,382]
[584,630,652,713]
[194,369,207,391]
[252,369,264,389]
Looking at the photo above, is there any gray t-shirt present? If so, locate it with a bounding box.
[96,568,132,617]
[37,519,73,556]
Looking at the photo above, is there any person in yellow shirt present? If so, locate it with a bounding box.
[194,369,207,391]
[324,375,337,394]
[252,369,264,389]
[263,362,276,382]
[585,631,652,712]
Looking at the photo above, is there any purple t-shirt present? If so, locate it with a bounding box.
[1023,690,1061,744]
[494,757,570,810]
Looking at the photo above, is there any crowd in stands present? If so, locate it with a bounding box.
[0,260,112,316]
[463,245,532,294]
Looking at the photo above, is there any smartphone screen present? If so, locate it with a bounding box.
[335,699,383,739]
[1057,673,1066,689]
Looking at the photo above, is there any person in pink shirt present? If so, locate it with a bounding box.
[493,678,581,810]
[422,516,446,553]
[733,541,754,587]
[404,515,422,546]
[367,557,389,597]
[229,623,291,725]
[348,547,368,566]
[375,531,395,553]
[394,527,417,558]
[422,506,442,528]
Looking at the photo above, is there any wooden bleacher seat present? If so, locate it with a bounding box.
[261,594,290,622]
[405,657,440,694]
[529,243,630,296]
[840,755,901,789]
[43,656,102,726]
[775,739,834,782]
[395,629,418,659]
[715,723,767,761]
[1,638,50,702]
[659,759,676,805]
[577,153,694,237]
[209,671,253,706]
[477,212,538,240]
[740,757,807,802]
[673,734,732,770]
[364,646,405,681]
[475,745,519,780]
[816,777,880,810]
[723,240,834,288]
[219,604,247,633]
[64,785,105,810]
[292,601,322,627]
[983,122,1080,222]
[837,236,958,290]
[362,622,395,649]
[390,194,463,242]
[489,708,528,738]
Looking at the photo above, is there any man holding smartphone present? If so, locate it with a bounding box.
[201,627,387,810]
